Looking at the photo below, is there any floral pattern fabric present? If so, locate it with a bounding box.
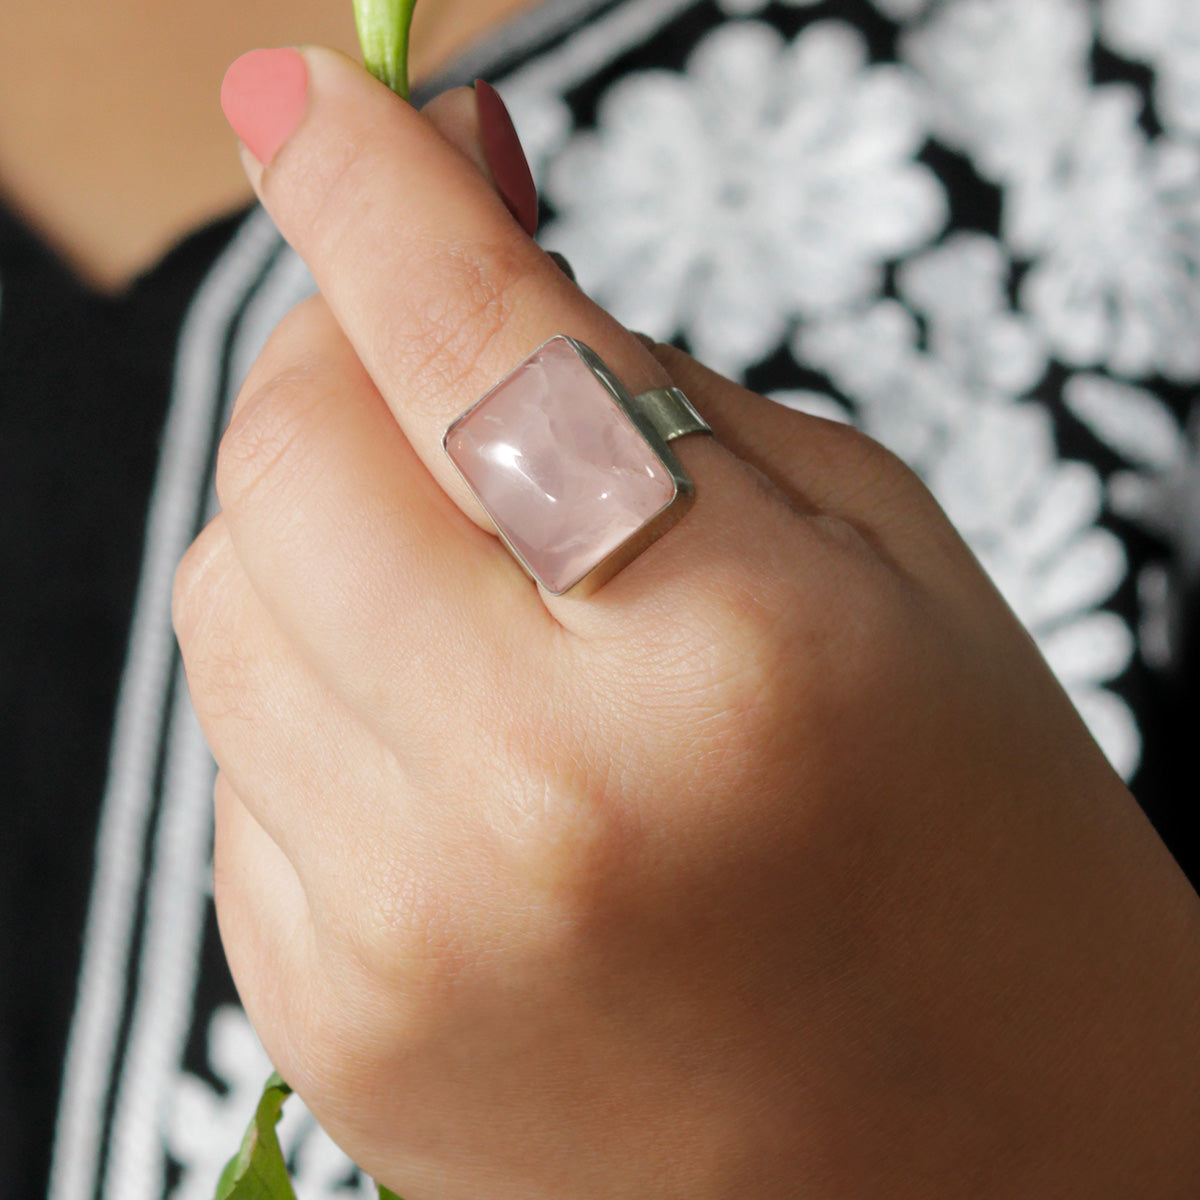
[542,19,946,377]
[515,0,1200,781]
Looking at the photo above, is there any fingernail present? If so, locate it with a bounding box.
[221,48,309,167]
[548,250,576,282]
[475,80,539,237]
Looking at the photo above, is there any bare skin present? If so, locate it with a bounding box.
[0,0,538,294]
[176,52,1200,1199]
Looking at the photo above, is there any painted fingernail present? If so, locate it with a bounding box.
[475,80,539,237]
[221,48,309,167]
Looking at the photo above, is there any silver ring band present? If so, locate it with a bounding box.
[631,386,712,444]
[444,335,714,596]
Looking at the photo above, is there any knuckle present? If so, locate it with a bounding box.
[671,558,794,713]
[692,588,795,747]
[809,419,924,507]
[802,411,874,457]
[632,558,842,774]
[332,845,469,1015]
[846,429,920,496]
[178,607,256,731]
[172,518,230,647]
[231,295,333,424]
[287,125,541,417]
[188,634,259,732]
[378,236,532,414]
[215,360,329,514]
[496,734,643,932]
[305,130,381,254]
[173,529,269,734]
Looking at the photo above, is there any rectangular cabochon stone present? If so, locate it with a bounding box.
[445,337,676,593]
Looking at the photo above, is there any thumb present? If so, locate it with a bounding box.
[420,81,539,238]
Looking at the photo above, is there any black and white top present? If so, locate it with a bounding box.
[2,0,1197,1194]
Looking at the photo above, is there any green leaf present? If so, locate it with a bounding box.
[213,1073,296,1200]
[352,0,420,99]
[212,1071,408,1200]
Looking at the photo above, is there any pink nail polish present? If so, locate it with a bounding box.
[221,48,309,167]
[475,80,539,237]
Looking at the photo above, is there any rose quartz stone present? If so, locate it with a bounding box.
[445,337,676,593]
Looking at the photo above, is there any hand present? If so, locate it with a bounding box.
[174,48,1200,1199]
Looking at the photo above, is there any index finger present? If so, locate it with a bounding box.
[223,48,684,522]
[219,47,817,650]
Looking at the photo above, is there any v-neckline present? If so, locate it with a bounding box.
[0,0,625,302]
[0,189,259,304]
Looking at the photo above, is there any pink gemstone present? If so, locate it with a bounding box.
[445,337,677,594]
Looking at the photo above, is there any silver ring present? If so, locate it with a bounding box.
[443,335,712,596]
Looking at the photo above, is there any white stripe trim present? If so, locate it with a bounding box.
[414,0,625,91]
[500,0,701,94]
[101,690,216,1200]
[47,208,281,1200]
[102,246,317,1200]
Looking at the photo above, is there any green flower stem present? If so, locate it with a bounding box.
[352,0,420,99]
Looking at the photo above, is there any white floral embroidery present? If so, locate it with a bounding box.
[797,235,1140,779]
[1065,375,1200,671]
[542,19,946,377]
[905,0,1200,382]
[1012,91,1200,382]
[903,0,1094,186]
[165,1007,366,1200]
[1102,0,1200,138]
[896,232,1047,398]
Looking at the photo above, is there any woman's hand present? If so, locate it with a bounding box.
[174,47,1200,1199]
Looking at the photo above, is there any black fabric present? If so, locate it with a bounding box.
[0,199,248,1195]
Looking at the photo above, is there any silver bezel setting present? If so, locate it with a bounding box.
[443,335,699,597]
